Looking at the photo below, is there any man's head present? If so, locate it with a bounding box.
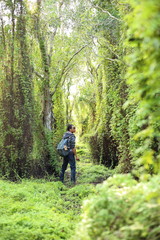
[67,124,76,133]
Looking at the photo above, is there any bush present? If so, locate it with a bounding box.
[74,174,160,240]
[77,163,114,184]
[0,179,95,240]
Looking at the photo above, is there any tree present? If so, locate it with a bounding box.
[0,0,34,180]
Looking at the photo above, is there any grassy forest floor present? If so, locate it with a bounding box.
[0,153,113,240]
[0,151,159,240]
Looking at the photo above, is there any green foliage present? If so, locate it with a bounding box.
[0,178,95,240]
[0,162,158,240]
[0,180,71,239]
[0,0,159,180]
[123,0,160,174]
[75,174,160,240]
[58,158,112,186]
[71,0,160,175]
[60,184,96,214]
[0,0,34,180]
[0,1,159,240]
[77,162,114,184]
[53,87,66,141]
[0,160,113,239]
[76,143,91,158]
[0,0,69,179]
[71,0,132,172]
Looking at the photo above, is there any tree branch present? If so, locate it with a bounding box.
[97,39,120,59]
[35,71,44,79]
[93,51,120,62]
[32,66,44,79]
[48,28,57,65]
[48,0,65,64]
[62,44,89,75]
[89,1,122,22]
[105,57,119,62]
[51,44,89,96]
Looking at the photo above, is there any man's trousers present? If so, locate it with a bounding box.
[60,151,76,183]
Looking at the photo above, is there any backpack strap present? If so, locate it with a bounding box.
[63,135,71,140]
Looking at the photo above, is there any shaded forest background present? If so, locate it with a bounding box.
[0,0,160,180]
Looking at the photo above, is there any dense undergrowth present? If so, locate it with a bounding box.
[0,161,111,240]
[0,160,159,240]
[75,174,160,240]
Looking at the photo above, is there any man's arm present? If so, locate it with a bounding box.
[72,148,79,160]
[70,135,80,160]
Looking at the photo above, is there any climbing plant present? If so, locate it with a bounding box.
[0,0,159,180]
[123,0,160,174]
[0,0,34,180]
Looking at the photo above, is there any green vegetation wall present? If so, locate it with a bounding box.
[91,0,160,174]
[122,0,160,174]
[0,0,34,180]
[73,0,160,174]
[0,0,159,179]
[73,0,132,172]
[0,0,67,180]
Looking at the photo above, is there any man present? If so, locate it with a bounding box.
[60,124,79,184]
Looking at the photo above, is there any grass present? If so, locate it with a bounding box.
[1,158,159,240]
[0,160,111,240]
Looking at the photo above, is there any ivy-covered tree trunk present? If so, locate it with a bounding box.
[39,36,53,130]
[36,0,54,131]
[0,0,34,180]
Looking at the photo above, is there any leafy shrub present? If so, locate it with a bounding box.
[123,0,160,173]
[77,163,114,184]
[74,174,160,240]
[61,184,96,214]
[0,179,95,240]
[0,169,99,240]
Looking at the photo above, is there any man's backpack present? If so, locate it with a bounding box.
[57,136,71,157]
